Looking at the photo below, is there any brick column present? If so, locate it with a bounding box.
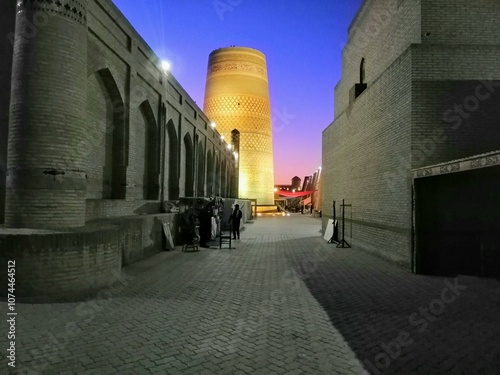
[0,0,17,224]
[6,0,88,228]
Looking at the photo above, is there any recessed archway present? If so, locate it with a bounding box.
[184,133,194,197]
[139,100,159,200]
[197,141,205,197]
[206,150,214,197]
[166,120,179,200]
[86,68,127,199]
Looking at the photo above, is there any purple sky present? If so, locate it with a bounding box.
[112,0,364,185]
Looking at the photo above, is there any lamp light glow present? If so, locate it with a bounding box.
[161,60,171,73]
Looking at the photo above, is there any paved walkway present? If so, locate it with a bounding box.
[1,215,499,374]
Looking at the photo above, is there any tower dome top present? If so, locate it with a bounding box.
[209,46,265,58]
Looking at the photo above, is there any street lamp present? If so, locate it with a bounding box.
[161,60,171,73]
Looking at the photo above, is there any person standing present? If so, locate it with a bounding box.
[230,204,243,240]
[198,207,211,248]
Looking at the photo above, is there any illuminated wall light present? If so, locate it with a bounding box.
[210,122,216,128]
[220,135,225,140]
[161,60,171,73]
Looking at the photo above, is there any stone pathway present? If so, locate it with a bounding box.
[1,214,499,374]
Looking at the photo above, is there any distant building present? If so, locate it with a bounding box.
[322,0,500,277]
[274,176,302,194]
[291,176,301,190]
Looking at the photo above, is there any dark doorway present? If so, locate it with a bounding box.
[415,166,500,278]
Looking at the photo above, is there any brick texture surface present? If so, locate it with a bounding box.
[322,0,500,269]
[1,0,236,227]
[0,0,16,224]
[1,215,498,374]
[0,212,177,300]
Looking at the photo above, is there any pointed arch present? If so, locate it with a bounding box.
[86,67,127,199]
[221,159,227,197]
[207,150,215,197]
[215,154,221,196]
[184,133,194,197]
[206,150,214,197]
[139,100,159,200]
[197,141,205,197]
[166,119,179,199]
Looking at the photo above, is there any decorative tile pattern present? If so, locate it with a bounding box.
[413,152,500,179]
[17,0,87,25]
[416,168,432,178]
[204,95,271,118]
[439,163,460,174]
[209,62,267,78]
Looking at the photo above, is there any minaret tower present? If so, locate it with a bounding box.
[204,46,275,205]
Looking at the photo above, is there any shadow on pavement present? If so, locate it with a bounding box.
[290,237,500,375]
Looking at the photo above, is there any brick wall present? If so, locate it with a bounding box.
[6,3,89,228]
[411,44,500,168]
[0,225,122,301]
[0,0,236,299]
[323,0,500,268]
[0,0,16,224]
[421,0,500,46]
[2,0,236,227]
[85,199,161,221]
[411,79,500,169]
[84,0,236,209]
[335,0,421,117]
[0,212,178,301]
[323,49,413,267]
[98,213,178,266]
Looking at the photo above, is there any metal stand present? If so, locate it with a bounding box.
[328,200,339,244]
[337,199,351,248]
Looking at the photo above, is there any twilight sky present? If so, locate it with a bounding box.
[112,0,364,184]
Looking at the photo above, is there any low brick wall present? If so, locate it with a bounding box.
[0,213,178,302]
[91,213,178,266]
[0,224,122,302]
[85,199,161,221]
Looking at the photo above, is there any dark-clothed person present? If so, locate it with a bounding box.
[230,204,243,240]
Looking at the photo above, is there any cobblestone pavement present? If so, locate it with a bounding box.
[1,215,500,374]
